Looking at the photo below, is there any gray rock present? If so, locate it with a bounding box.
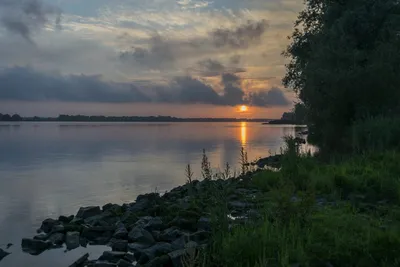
[76,206,102,219]
[197,217,211,231]
[144,217,164,231]
[79,237,88,247]
[123,252,136,263]
[52,224,65,233]
[81,225,115,242]
[66,232,80,250]
[21,238,51,255]
[69,253,89,267]
[6,243,12,249]
[48,233,65,246]
[33,233,48,241]
[128,226,155,245]
[110,239,128,252]
[92,262,117,267]
[138,242,173,261]
[159,227,184,242]
[117,259,134,267]
[40,218,59,233]
[59,215,74,224]
[127,242,152,253]
[113,222,128,239]
[99,251,127,263]
[0,248,10,262]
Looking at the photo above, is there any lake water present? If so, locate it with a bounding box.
[0,122,310,266]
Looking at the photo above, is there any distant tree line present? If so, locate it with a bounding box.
[56,115,269,122]
[0,113,272,123]
[0,113,22,121]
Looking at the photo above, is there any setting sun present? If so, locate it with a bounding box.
[239,105,249,112]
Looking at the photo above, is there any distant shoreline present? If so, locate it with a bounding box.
[0,114,274,123]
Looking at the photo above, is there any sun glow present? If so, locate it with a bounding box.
[239,105,248,112]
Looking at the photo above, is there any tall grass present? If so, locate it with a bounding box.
[350,116,400,153]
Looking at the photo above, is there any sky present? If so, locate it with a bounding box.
[0,0,303,118]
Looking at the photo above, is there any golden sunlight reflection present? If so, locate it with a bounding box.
[240,121,247,146]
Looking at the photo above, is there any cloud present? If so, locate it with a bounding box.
[0,66,150,102]
[191,59,246,77]
[211,19,268,49]
[230,55,241,64]
[0,0,62,43]
[0,66,289,107]
[221,73,245,106]
[248,87,291,106]
[119,19,268,70]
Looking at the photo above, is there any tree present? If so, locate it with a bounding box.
[11,114,22,121]
[283,0,400,152]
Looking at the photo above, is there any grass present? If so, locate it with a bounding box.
[187,138,400,267]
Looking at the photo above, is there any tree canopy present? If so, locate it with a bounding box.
[283,0,400,152]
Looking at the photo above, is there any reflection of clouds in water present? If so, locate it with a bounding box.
[0,122,305,267]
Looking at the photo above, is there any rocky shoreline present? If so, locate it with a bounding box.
[18,174,264,267]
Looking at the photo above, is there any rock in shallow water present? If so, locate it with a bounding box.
[40,218,59,234]
[0,248,10,262]
[76,206,102,219]
[48,232,65,246]
[21,238,51,255]
[69,253,89,267]
[98,251,127,263]
[116,258,134,267]
[66,232,80,250]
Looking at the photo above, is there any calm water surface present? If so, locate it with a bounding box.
[0,122,310,266]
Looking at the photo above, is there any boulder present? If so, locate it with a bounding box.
[76,206,102,219]
[0,248,10,262]
[144,217,164,231]
[40,218,59,233]
[135,242,173,263]
[33,233,48,241]
[127,242,152,254]
[21,238,51,255]
[159,227,185,242]
[167,217,197,231]
[69,253,89,267]
[91,262,117,267]
[66,232,80,250]
[59,215,74,224]
[110,239,128,252]
[117,259,134,267]
[128,226,155,245]
[98,251,127,263]
[81,226,115,242]
[47,233,65,246]
[80,237,88,248]
[113,222,128,239]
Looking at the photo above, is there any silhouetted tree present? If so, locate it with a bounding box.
[283,0,400,152]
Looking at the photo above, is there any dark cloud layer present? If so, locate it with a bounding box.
[193,59,245,77]
[119,20,268,70]
[0,0,61,43]
[0,66,289,107]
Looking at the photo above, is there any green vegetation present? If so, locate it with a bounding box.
[189,140,400,267]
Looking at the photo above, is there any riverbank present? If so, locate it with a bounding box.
[13,148,400,267]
